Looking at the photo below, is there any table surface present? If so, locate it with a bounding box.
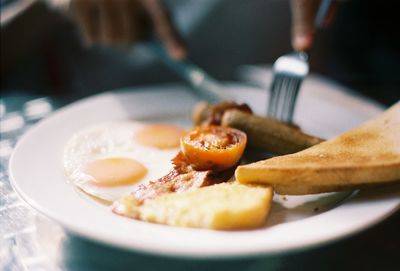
[1,92,399,271]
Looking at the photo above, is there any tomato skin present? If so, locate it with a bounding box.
[180,125,247,171]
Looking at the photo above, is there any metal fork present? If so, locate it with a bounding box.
[268,52,309,122]
[268,0,332,123]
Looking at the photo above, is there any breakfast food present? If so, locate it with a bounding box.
[84,157,147,187]
[122,125,246,203]
[135,124,184,149]
[126,152,234,205]
[222,110,324,154]
[113,182,273,230]
[64,97,399,231]
[63,121,184,202]
[180,125,247,171]
[110,125,266,229]
[192,101,252,126]
[192,101,323,154]
[235,103,400,194]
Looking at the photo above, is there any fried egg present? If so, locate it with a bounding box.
[63,121,184,202]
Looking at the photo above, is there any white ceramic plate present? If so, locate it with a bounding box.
[10,80,400,258]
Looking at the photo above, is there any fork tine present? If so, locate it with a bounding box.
[279,78,290,121]
[268,74,303,123]
[277,78,288,120]
[287,79,301,123]
[284,77,299,123]
[275,77,289,121]
[283,77,297,122]
[269,77,281,119]
[273,77,285,119]
[268,75,281,116]
[282,77,294,120]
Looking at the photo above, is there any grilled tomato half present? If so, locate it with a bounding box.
[180,125,247,171]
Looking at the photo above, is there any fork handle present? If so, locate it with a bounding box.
[301,0,333,56]
[314,0,333,29]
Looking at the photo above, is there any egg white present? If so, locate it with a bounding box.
[63,121,179,202]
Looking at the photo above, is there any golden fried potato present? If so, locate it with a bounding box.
[139,182,273,230]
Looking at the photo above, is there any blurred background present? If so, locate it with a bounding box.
[1,0,399,104]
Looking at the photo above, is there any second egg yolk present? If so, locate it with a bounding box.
[135,124,185,149]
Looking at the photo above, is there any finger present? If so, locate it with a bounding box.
[70,0,99,45]
[119,0,133,44]
[140,0,187,59]
[124,0,151,44]
[98,0,125,45]
[290,0,320,51]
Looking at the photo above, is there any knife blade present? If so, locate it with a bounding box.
[146,42,230,103]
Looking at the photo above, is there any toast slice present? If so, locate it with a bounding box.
[235,103,400,194]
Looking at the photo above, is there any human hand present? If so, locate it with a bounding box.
[69,0,186,59]
[290,0,337,51]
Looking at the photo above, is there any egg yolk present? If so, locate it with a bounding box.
[84,158,147,186]
[135,124,185,149]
